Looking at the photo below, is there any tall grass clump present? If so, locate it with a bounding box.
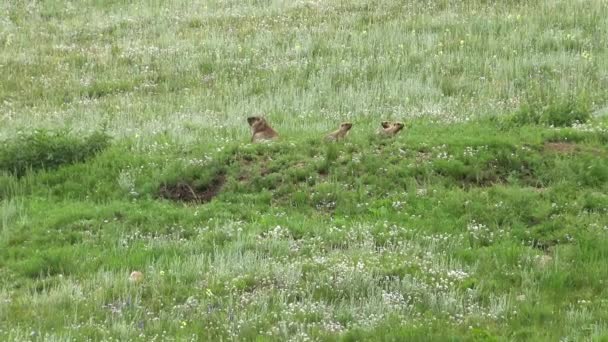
[0,130,110,177]
[508,94,592,127]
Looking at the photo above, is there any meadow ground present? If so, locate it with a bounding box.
[1,0,608,340]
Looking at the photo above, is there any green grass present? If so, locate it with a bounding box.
[1,0,608,340]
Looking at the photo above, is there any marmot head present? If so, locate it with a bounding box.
[392,122,405,132]
[340,122,353,131]
[247,116,268,131]
[379,121,406,136]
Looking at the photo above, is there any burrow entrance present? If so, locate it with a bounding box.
[158,174,226,203]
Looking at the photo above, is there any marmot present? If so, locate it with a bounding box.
[247,116,279,143]
[379,121,405,136]
[325,122,353,141]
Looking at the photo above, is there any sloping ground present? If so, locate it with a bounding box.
[1,121,608,340]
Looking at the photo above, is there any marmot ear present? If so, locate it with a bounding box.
[381,121,391,129]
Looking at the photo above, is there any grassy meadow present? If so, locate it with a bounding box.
[2,0,608,340]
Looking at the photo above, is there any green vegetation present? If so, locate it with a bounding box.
[0,130,110,178]
[1,0,608,340]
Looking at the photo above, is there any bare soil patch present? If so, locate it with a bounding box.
[158,174,226,203]
[543,142,578,154]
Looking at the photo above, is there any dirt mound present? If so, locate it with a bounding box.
[158,175,225,203]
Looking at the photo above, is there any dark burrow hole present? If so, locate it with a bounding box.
[158,174,226,203]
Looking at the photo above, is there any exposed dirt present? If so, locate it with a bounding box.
[531,239,560,252]
[531,187,548,193]
[432,162,538,188]
[237,173,249,182]
[158,174,225,203]
[543,142,578,154]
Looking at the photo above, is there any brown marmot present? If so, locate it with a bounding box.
[325,122,353,141]
[378,121,405,136]
[247,116,279,143]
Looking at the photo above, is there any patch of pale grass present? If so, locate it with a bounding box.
[2,0,607,142]
[0,198,25,237]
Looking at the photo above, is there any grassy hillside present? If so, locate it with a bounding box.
[1,0,608,340]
